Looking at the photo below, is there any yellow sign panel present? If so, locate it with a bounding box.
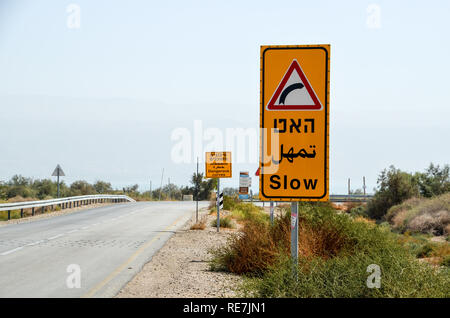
[205,152,232,178]
[260,45,330,201]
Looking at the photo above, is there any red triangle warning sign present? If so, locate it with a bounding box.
[266,59,322,110]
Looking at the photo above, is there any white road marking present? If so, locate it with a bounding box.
[26,240,44,246]
[48,234,64,240]
[66,229,79,234]
[1,246,24,256]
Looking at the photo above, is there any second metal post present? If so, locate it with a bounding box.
[291,201,298,279]
[216,178,220,232]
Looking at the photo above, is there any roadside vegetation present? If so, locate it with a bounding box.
[209,201,449,297]
[208,163,449,298]
[386,193,450,236]
[0,172,217,220]
[0,172,217,203]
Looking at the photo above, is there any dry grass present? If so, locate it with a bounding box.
[298,215,349,259]
[7,195,37,203]
[211,216,235,229]
[387,193,450,235]
[210,210,351,276]
[431,242,450,260]
[223,221,279,275]
[353,216,375,225]
[330,202,345,211]
[190,217,207,230]
[211,203,450,297]
[408,210,450,234]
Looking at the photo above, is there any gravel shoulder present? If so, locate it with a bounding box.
[116,208,243,298]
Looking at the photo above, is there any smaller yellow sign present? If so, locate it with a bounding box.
[205,152,232,178]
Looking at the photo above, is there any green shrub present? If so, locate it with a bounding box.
[211,216,235,229]
[367,166,419,220]
[416,163,450,198]
[349,205,368,218]
[386,193,450,235]
[0,210,22,221]
[241,252,449,298]
[223,195,240,211]
[230,203,269,225]
[416,243,435,258]
[441,255,450,267]
[212,202,450,298]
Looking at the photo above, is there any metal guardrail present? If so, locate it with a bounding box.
[243,194,374,203]
[0,194,136,220]
[329,194,373,202]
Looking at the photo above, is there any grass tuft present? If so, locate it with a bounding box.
[211,216,235,229]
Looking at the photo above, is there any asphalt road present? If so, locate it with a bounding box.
[0,201,208,298]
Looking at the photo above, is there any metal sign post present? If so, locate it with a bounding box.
[205,152,232,233]
[270,201,274,225]
[259,44,331,274]
[52,164,65,198]
[291,201,298,279]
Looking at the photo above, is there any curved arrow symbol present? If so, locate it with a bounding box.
[279,83,304,105]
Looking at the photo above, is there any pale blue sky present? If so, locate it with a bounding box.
[1,0,449,194]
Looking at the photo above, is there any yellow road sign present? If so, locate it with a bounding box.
[260,45,330,201]
[205,152,232,178]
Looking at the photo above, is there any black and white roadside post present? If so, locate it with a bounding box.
[216,181,224,232]
[216,179,223,232]
[52,164,65,198]
[291,201,299,280]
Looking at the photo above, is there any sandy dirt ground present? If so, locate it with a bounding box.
[116,208,244,298]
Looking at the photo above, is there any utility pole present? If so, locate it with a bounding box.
[159,168,164,201]
[348,178,351,195]
[150,180,152,200]
[363,176,366,196]
[196,156,199,223]
[168,177,171,200]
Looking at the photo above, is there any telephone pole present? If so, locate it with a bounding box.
[363,176,366,196]
[159,168,164,201]
[196,156,199,223]
[149,180,152,200]
[168,177,171,200]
